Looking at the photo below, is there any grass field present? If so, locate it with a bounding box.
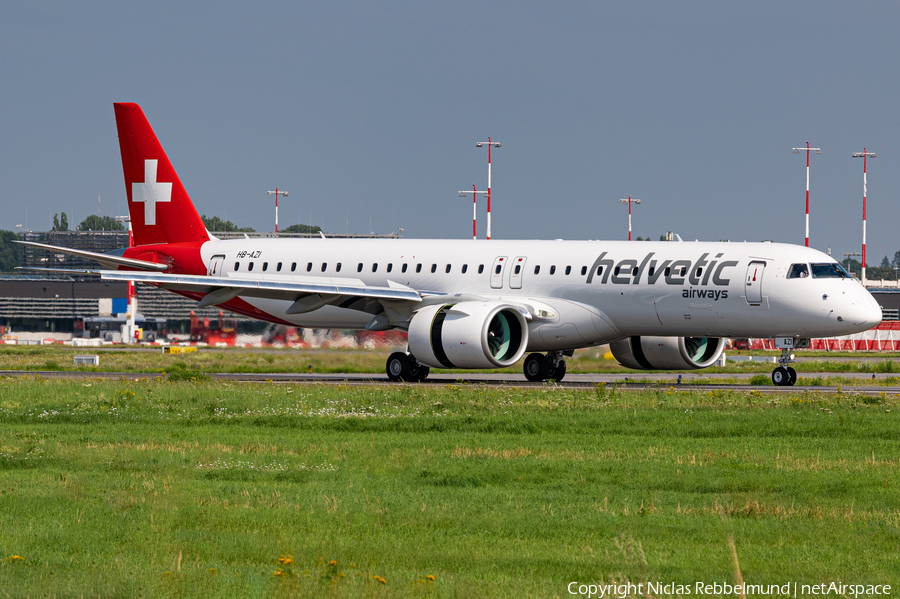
[2,345,900,379]
[0,376,897,597]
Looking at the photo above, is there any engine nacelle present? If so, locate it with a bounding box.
[609,336,725,370]
[408,301,529,369]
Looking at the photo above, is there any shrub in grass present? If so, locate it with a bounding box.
[749,374,771,385]
[876,359,896,373]
[163,361,209,382]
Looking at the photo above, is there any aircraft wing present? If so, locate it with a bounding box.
[98,270,423,310]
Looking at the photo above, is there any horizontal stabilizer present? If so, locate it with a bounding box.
[14,241,168,272]
[16,267,103,275]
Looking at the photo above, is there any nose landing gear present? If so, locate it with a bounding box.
[771,341,799,386]
[771,363,797,386]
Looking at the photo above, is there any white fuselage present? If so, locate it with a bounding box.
[198,238,881,349]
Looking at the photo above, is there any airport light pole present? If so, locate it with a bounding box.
[476,139,501,239]
[792,142,821,247]
[267,188,289,237]
[852,150,876,285]
[458,184,488,239]
[619,196,641,241]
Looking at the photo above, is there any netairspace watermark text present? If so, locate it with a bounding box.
[567,581,892,598]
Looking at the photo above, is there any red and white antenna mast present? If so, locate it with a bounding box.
[619,195,641,241]
[267,188,289,237]
[116,215,137,344]
[852,149,876,286]
[458,184,488,239]
[792,142,820,247]
[476,138,501,239]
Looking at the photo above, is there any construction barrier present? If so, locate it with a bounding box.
[742,322,900,351]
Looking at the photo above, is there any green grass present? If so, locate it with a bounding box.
[0,378,897,597]
[3,345,900,377]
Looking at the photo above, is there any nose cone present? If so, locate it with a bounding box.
[846,289,882,331]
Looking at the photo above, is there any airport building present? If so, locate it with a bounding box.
[1,229,403,338]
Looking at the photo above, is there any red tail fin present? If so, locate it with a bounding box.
[114,103,210,247]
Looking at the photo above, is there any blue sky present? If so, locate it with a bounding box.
[2,1,899,264]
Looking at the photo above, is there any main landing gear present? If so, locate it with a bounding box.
[771,347,797,386]
[386,352,430,383]
[523,351,567,382]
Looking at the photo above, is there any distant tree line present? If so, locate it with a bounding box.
[841,255,900,280]
[200,215,321,235]
[0,231,19,272]
[201,215,255,233]
[280,223,322,234]
[52,212,69,231]
[76,215,125,231]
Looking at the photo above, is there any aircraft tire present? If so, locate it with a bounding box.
[412,366,430,383]
[386,352,411,382]
[524,353,549,382]
[771,366,790,386]
[787,367,797,385]
[550,359,567,382]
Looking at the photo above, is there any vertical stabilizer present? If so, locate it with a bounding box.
[114,103,209,246]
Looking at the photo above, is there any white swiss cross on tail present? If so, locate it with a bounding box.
[132,159,172,226]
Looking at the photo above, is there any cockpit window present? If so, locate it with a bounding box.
[787,263,809,279]
[810,263,852,279]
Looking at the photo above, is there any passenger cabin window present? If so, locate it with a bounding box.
[234,262,240,271]
[581,266,587,276]
[495,264,502,274]
[811,263,852,279]
[445,264,451,273]
[307,263,313,272]
[648,266,655,277]
[614,266,620,276]
[534,265,541,275]
[402,264,408,273]
[478,265,484,274]
[665,267,671,277]
[695,267,703,278]
[549,265,556,275]
[788,263,809,279]
[514,265,521,274]
[565,266,571,275]
[416,264,422,273]
[431,264,437,273]
[291,263,297,272]
[596,266,603,276]
[632,267,638,276]
[462,264,468,273]
[372,264,378,272]
[321,263,327,272]
[262,262,268,271]
[276,262,282,272]
[357,263,363,272]
[387,263,393,273]
[336,263,342,272]
[248,262,254,271]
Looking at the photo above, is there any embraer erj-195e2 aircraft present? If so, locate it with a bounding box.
[21,104,882,385]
